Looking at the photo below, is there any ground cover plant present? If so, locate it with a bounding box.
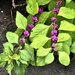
[0,0,75,75]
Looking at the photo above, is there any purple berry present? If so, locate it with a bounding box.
[52,43,55,48]
[57,1,62,7]
[32,16,38,22]
[51,30,58,36]
[51,17,57,23]
[51,35,58,42]
[38,7,43,14]
[24,30,29,37]
[52,43,57,51]
[53,24,58,29]
[19,38,25,44]
[53,8,59,14]
[28,24,34,30]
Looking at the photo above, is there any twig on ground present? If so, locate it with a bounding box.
[12,0,26,8]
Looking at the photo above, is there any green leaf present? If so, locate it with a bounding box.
[3,42,13,55]
[27,15,34,24]
[14,64,27,75]
[45,53,54,64]
[0,62,6,67]
[37,47,52,56]
[37,12,51,24]
[44,38,52,48]
[66,1,75,10]
[31,35,50,49]
[19,50,31,61]
[25,43,34,61]
[36,53,54,66]
[16,11,27,29]
[0,53,10,63]
[63,44,70,55]
[58,7,75,19]
[2,56,10,62]
[3,42,13,51]
[26,0,29,4]
[6,62,14,75]
[16,60,20,66]
[71,41,75,53]
[66,0,72,5]
[62,37,72,46]
[19,59,28,65]
[55,43,70,55]
[58,51,70,66]
[47,25,53,37]
[6,32,19,44]
[26,0,38,15]
[15,28,24,36]
[59,20,75,31]
[0,53,6,61]
[69,32,75,41]
[36,57,45,66]
[12,54,20,60]
[58,33,71,42]
[48,0,57,11]
[37,0,51,5]
[30,24,49,41]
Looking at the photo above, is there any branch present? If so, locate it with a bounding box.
[12,0,26,8]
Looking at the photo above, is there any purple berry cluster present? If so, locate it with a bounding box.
[19,30,30,44]
[51,0,62,51]
[19,7,43,45]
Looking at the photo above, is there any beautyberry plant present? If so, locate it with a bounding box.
[0,0,75,75]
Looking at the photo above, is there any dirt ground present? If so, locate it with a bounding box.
[0,0,75,75]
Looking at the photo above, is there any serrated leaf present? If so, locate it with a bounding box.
[6,32,19,44]
[45,53,54,64]
[30,24,49,41]
[58,7,75,19]
[37,0,51,5]
[26,0,38,15]
[58,51,70,66]
[37,12,51,24]
[59,20,75,31]
[58,33,71,42]
[16,11,27,29]
[37,47,52,56]
[31,35,50,49]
